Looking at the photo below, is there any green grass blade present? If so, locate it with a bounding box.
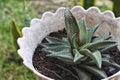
[10,21,22,50]
[24,12,30,27]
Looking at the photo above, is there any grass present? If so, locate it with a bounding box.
[0,0,36,80]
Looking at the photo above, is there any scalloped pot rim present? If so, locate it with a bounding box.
[17,6,120,80]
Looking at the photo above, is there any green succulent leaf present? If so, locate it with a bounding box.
[84,60,95,65]
[79,65,107,79]
[87,23,100,43]
[73,49,84,62]
[64,8,79,43]
[77,18,88,45]
[80,49,102,68]
[72,34,79,49]
[46,36,69,44]
[92,35,111,42]
[40,43,69,48]
[82,40,116,50]
[42,45,70,53]
[102,58,120,69]
[47,50,74,63]
[73,67,91,80]
[79,43,89,50]
[100,44,117,53]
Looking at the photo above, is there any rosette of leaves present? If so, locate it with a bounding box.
[40,8,120,80]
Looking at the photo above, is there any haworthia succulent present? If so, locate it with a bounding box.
[40,8,119,80]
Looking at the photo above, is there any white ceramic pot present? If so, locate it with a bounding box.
[17,6,120,80]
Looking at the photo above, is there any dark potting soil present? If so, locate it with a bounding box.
[33,29,120,80]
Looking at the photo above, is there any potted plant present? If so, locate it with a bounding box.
[17,6,120,80]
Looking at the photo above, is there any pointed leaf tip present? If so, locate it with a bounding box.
[80,49,102,68]
[78,17,88,45]
[87,23,100,43]
[73,49,84,62]
[64,8,79,44]
[10,20,21,50]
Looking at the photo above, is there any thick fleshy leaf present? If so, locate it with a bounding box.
[73,49,84,62]
[47,50,74,63]
[92,51,102,68]
[81,40,116,50]
[40,43,69,48]
[79,43,89,50]
[42,45,70,52]
[80,49,102,68]
[84,60,95,65]
[73,67,91,80]
[102,58,120,69]
[100,44,117,53]
[92,35,111,42]
[79,65,107,79]
[72,34,79,49]
[87,23,100,43]
[64,8,79,43]
[46,36,69,44]
[77,18,88,45]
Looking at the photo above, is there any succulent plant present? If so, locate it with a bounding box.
[40,8,120,80]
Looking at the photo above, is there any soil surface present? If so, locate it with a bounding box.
[33,29,120,80]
